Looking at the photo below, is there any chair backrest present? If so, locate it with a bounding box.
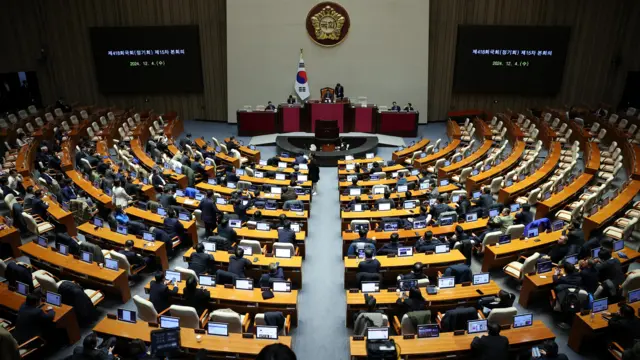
[133,295,158,322]
[486,307,518,326]
[628,124,637,136]
[54,108,63,117]
[100,116,107,126]
[522,119,530,129]
[34,272,59,293]
[273,242,295,255]
[627,108,637,116]
[543,113,551,122]
[220,144,228,154]
[505,224,525,239]
[107,112,115,121]
[0,259,6,277]
[490,176,503,194]
[609,114,619,123]
[108,250,132,276]
[134,113,141,122]
[350,220,370,231]
[70,115,79,125]
[210,309,243,333]
[170,305,200,329]
[28,105,38,115]
[80,110,88,119]
[589,122,599,133]
[239,239,262,255]
[175,266,198,283]
[490,116,497,126]
[434,159,446,170]
[551,118,560,128]
[618,118,628,130]
[22,213,39,235]
[558,123,567,133]
[457,168,473,183]
[230,149,242,159]
[521,252,541,276]
[597,128,607,139]
[45,113,54,122]
[118,127,127,139]
[483,231,503,246]
[622,271,640,296]
[87,127,95,138]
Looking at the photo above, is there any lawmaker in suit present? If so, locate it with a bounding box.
[404,102,414,111]
[265,101,276,110]
[61,179,77,202]
[391,102,401,111]
[322,91,334,103]
[188,243,215,275]
[112,180,132,208]
[31,189,49,219]
[149,272,178,313]
[164,209,187,245]
[158,187,177,209]
[151,169,167,189]
[183,277,210,316]
[277,222,296,245]
[470,322,509,360]
[286,95,296,104]
[14,293,55,344]
[197,190,218,238]
[335,83,344,100]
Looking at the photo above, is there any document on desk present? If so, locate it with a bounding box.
[184,199,195,205]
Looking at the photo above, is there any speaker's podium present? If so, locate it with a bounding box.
[314,120,340,152]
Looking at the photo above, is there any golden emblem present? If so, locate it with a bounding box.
[305,2,350,47]
[311,6,345,41]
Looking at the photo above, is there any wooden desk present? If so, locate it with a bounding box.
[392,139,430,162]
[0,218,22,258]
[65,170,114,208]
[518,247,640,308]
[338,164,404,177]
[22,177,78,236]
[78,222,169,270]
[536,172,593,219]
[338,157,384,166]
[585,142,601,174]
[466,141,526,194]
[93,317,291,357]
[19,242,131,303]
[413,140,461,169]
[344,251,466,288]
[194,138,240,168]
[130,139,188,188]
[345,281,501,327]
[449,120,462,139]
[223,137,261,163]
[182,248,303,288]
[240,175,312,188]
[482,230,564,272]
[349,320,554,359]
[338,176,420,189]
[438,140,493,180]
[583,180,640,239]
[339,184,459,205]
[568,302,640,353]
[498,142,561,203]
[125,207,198,244]
[231,227,307,258]
[143,281,299,326]
[0,283,81,344]
[195,183,311,210]
[258,165,309,174]
[96,141,156,199]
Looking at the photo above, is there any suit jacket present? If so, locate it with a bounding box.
[61,186,77,202]
[515,211,534,226]
[335,85,344,98]
[149,281,178,313]
[478,194,494,209]
[198,198,218,223]
[281,189,297,202]
[31,197,49,218]
[277,228,296,244]
[430,203,453,219]
[152,174,166,187]
[119,249,144,267]
[14,304,55,343]
[189,252,214,275]
[470,334,509,360]
[391,105,401,111]
[159,194,177,209]
[358,259,381,273]
[183,288,211,316]
[164,217,185,239]
[596,258,625,286]
[217,224,238,244]
[58,280,95,325]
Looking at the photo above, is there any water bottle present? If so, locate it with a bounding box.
[590,310,595,322]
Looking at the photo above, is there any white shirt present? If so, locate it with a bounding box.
[112,186,132,207]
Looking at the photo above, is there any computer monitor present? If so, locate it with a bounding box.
[238,245,253,256]
[278,162,288,168]
[378,203,391,211]
[472,169,479,176]
[440,179,449,186]
[438,276,455,289]
[235,169,245,176]
[435,245,450,254]
[265,202,278,210]
[227,182,237,189]
[592,298,608,313]
[357,249,366,259]
[628,288,640,303]
[383,222,398,232]
[207,322,228,336]
[397,185,408,193]
[513,314,533,328]
[484,164,491,171]
[259,160,268,166]
[440,217,453,226]
[398,279,418,291]
[117,224,128,235]
[390,172,398,179]
[420,182,430,190]
[444,161,451,167]
[552,220,564,231]
[614,239,625,252]
[37,236,48,247]
[150,328,181,356]
[466,213,478,222]
[411,169,420,176]
[498,235,511,244]
[271,187,282,194]
[348,188,361,196]
[290,223,301,233]
[563,254,578,265]
[527,228,539,238]
[208,178,217,185]
[117,309,137,323]
[257,222,271,231]
[199,275,215,287]
[489,209,499,218]
[417,324,440,338]
[80,251,93,264]
[272,281,291,293]
[366,327,389,341]
[299,164,308,170]
[235,279,253,290]
[592,247,602,259]
[537,260,553,274]
[472,191,481,200]
[473,273,490,285]
[505,179,513,187]
[275,248,292,258]
[105,258,119,271]
[290,203,303,212]
[467,319,488,334]
[510,203,520,212]
[165,270,181,284]
[373,187,385,195]
[15,281,28,296]
[360,281,380,293]
[345,164,355,171]
[275,173,286,181]
[413,220,426,229]
[366,153,374,159]
[58,243,69,256]
[254,171,264,178]
[256,325,279,340]
[397,247,413,257]
[229,219,242,228]
[45,291,61,306]
[175,189,185,197]
[143,231,155,242]
[159,316,180,329]
[215,197,228,205]
[157,208,167,217]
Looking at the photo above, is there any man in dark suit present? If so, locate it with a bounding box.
[358,248,381,274]
[277,221,296,245]
[515,204,534,226]
[124,175,141,197]
[478,187,495,210]
[607,304,640,349]
[71,333,114,360]
[578,259,599,294]
[391,102,401,111]
[552,261,582,289]
[14,293,55,343]
[470,322,509,360]
[265,101,276,110]
[164,209,187,245]
[322,90,333,103]
[378,233,402,255]
[259,263,285,287]
[178,133,193,148]
[334,83,344,100]
[188,243,215,275]
[198,190,218,238]
[548,235,571,264]
[118,240,147,268]
[216,217,238,244]
[158,187,177,209]
[595,249,626,286]
[374,192,395,209]
[429,195,454,220]
[404,102,414,111]
[183,277,210,316]
[191,155,208,179]
[228,247,252,278]
[286,95,296,104]
[149,272,178,313]
[31,189,49,219]
[151,169,167,189]
[61,179,77,202]
[151,227,174,256]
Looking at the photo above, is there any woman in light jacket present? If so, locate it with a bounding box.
[112,179,132,208]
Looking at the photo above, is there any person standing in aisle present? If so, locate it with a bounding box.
[308,156,320,196]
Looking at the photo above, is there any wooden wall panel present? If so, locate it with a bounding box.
[428,0,640,120]
[0,0,226,121]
